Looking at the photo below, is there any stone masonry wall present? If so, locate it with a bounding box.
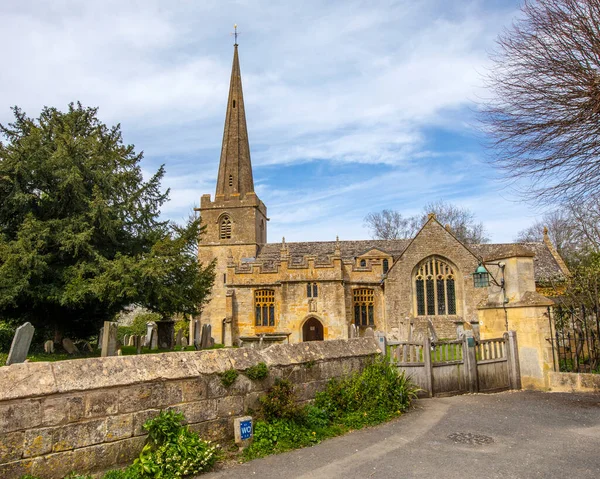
[0,338,380,479]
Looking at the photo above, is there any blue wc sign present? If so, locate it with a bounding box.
[234,416,254,445]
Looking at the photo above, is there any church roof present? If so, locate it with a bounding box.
[257,239,410,266]
[256,239,566,282]
[470,242,566,283]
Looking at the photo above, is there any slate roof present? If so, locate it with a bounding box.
[255,239,566,282]
[256,239,410,266]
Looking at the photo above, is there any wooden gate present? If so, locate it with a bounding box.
[388,331,521,397]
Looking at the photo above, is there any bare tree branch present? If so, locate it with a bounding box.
[482,0,600,204]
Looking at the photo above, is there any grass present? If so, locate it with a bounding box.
[0,343,226,366]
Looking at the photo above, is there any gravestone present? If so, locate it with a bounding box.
[175,329,183,347]
[200,324,212,349]
[375,331,387,354]
[82,341,93,352]
[44,340,54,353]
[209,337,215,348]
[427,319,439,343]
[123,334,130,347]
[189,320,195,346]
[146,322,156,347]
[150,327,158,350]
[364,327,375,338]
[98,327,104,350]
[181,336,188,347]
[157,320,175,350]
[348,324,358,338]
[6,322,35,365]
[128,335,136,347]
[101,321,118,357]
[193,319,201,347]
[62,338,79,354]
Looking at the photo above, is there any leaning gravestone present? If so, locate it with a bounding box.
[101,321,118,357]
[175,329,183,347]
[62,338,79,354]
[181,336,188,347]
[44,340,54,353]
[6,322,35,365]
[150,327,158,350]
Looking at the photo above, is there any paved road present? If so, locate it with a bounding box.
[203,391,600,479]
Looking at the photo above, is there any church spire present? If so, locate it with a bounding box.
[215,37,254,199]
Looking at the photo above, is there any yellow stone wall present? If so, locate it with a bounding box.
[479,305,554,389]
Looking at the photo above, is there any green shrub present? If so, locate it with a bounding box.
[259,378,302,422]
[0,321,16,353]
[244,357,418,461]
[134,409,218,477]
[245,362,269,381]
[220,368,239,387]
[315,356,419,426]
[118,312,160,344]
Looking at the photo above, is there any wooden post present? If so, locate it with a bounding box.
[423,336,433,397]
[463,331,479,393]
[505,331,522,390]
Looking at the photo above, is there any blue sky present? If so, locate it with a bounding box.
[0,0,544,243]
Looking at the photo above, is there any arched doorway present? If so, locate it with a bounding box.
[302,317,324,342]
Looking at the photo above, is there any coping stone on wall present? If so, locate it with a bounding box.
[0,338,380,402]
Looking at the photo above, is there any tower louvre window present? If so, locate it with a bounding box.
[220,216,232,239]
[255,289,275,327]
[229,175,233,187]
[233,100,236,108]
[414,257,457,316]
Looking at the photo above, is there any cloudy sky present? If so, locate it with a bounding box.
[0,0,544,243]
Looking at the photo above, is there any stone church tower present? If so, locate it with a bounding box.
[198,42,268,343]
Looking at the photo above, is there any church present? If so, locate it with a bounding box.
[197,43,569,347]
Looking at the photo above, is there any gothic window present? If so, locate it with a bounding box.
[414,257,457,316]
[383,259,389,274]
[255,289,275,326]
[219,216,232,239]
[353,288,374,327]
[233,100,236,108]
[307,283,318,298]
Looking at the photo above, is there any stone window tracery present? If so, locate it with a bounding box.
[255,289,275,326]
[307,283,318,298]
[414,257,457,316]
[220,216,232,239]
[353,288,374,327]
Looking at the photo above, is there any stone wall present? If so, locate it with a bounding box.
[548,371,600,393]
[0,338,380,479]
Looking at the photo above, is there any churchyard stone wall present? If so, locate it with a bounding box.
[0,338,380,479]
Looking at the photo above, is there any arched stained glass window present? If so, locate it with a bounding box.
[414,257,457,316]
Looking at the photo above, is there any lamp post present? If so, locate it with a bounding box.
[473,261,509,331]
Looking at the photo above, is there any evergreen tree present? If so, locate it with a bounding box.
[0,103,214,338]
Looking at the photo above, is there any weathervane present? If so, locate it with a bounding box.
[231,24,240,45]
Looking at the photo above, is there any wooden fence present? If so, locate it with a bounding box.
[387,331,521,397]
